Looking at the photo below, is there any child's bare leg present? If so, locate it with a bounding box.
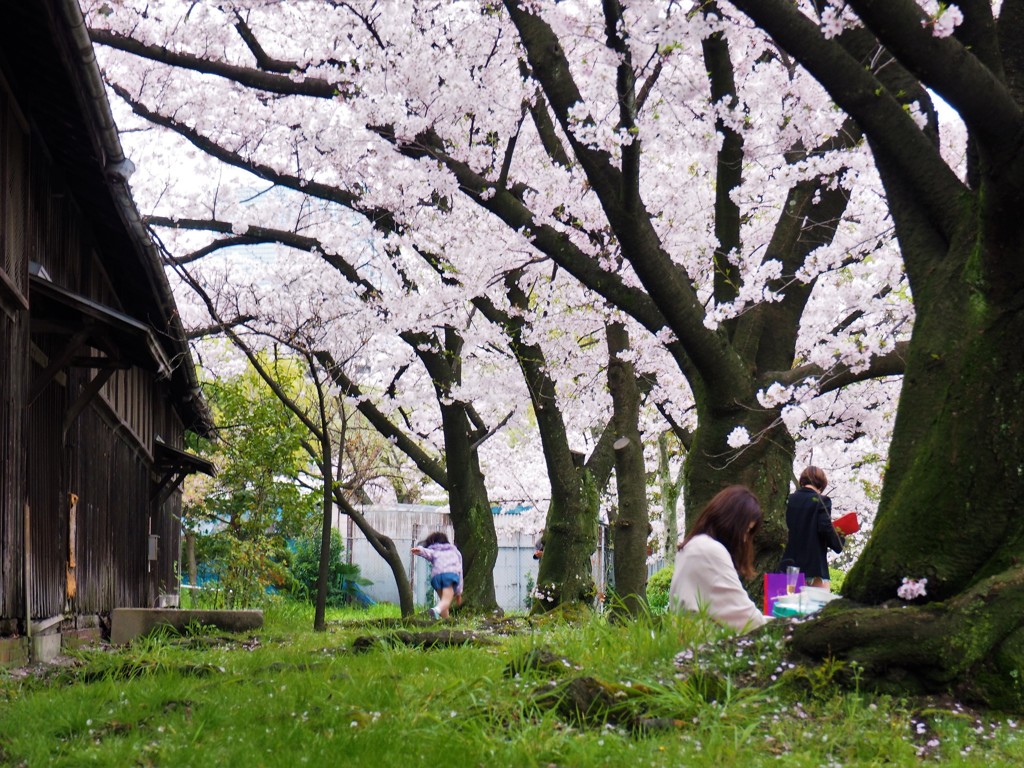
[437,586,455,618]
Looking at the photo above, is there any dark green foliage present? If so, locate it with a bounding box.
[286,527,370,608]
[183,363,322,606]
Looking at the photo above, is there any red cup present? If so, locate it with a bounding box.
[834,512,860,535]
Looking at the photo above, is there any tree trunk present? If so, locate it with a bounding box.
[657,432,684,563]
[790,565,1024,711]
[185,531,197,587]
[533,463,600,611]
[606,322,649,616]
[713,0,1024,709]
[684,400,795,588]
[439,399,500,613]
[335,493,415,616]
[495,278,604,612]
[843,228,1024,604]
[314,443,333,631]
[421,327,500,613]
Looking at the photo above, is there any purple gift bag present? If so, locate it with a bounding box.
[763,571,806,615]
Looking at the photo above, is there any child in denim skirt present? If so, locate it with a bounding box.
[412,531,463,619]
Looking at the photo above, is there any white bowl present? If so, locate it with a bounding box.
[800,586,839,603]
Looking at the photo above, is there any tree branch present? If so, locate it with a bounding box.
[728,0,967,237]
[147,215,382,301]
[90,28,349,98]
[504,0,750,400]
[701,3,744,308]
[232,12,293,73]
[764,340,908,394]
[111,84,403,233]
[185,315,256,340]
[314,350,449,488]
[372,123,708,387]
[602,0,641,211]
[469,409,515,453]
[847,0,1023,150]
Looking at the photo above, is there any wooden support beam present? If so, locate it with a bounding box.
[26,326,92,406]
[63,367,116,439]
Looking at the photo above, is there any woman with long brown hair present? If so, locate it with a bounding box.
[668,485,767,632]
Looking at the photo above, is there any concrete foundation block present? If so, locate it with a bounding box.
[110,608,264,645]
[62,627,101,651]
[0,636,29,667]
[30,633,62,663]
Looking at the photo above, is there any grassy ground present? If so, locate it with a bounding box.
[0,599,1021,767]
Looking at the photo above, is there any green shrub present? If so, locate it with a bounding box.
[829,567,846,592]
[646,565,674,613]
[286,527,371,607]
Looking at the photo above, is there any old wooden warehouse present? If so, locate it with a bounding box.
[0,0,212,661]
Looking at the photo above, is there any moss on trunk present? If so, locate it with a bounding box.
[533,470,600,612]
[439,399,500,613]
[843,244,1024,605]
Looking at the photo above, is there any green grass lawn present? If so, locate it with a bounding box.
[0,599,1021,767]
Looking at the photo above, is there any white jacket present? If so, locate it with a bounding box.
[668,534,767,633]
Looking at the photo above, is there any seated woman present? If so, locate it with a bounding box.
[668,485,767,633]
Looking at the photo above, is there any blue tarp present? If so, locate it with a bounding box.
[492,503,534,515]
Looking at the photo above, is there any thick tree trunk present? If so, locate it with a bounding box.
[790,565,1024,711]
[417,327,500,613]
[439,400,499,613]
[533,463,600,611]
[844,228,1024,604]
[606,322,649,616]
[445,445,499,614]
[714,0,1024,709]
[684,401,795,585]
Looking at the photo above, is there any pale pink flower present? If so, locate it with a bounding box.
[897,576,928,600]
[922,4,964,39]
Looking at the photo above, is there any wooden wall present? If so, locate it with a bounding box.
[0,64,31,623]
[0,48,191,628]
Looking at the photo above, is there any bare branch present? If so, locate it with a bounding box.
[764,340,909,394]
[232,12,292,73]
[91,28,349,98]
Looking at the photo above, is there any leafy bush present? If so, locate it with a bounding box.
[286,527,371,608]
[646,565,674,613]
[191,530,289,609]
[829,567,846,592]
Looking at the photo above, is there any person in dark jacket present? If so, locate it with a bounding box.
[779,466,843,589]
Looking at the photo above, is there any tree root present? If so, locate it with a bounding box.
[351,629,497,652]
[789,566,1024,711]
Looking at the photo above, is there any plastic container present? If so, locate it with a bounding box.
[833,512,860,535]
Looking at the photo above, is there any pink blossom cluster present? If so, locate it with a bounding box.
[897,577,928,600]
[921,2,964,38]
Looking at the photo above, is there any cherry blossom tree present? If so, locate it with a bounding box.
[84,1,907,598]
[172,246,423,621]
[718,0,1024,708]
[164,217,517,613]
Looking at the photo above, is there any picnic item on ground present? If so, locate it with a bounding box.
[771,585,841,618]
[763,571,806,616]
